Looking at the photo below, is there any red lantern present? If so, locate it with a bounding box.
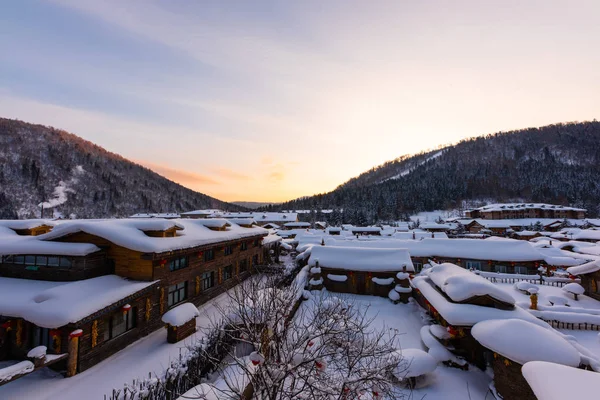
[1,321,12,330]
[198,251,203,259]
[447,326,459,337]
[569,274,576,280]
[49,329,61,337]
[160,259,167,266]
[308,340,314,347]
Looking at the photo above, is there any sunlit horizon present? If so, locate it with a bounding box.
[1,1,599,203]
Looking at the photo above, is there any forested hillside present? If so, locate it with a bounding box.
[0,118,244,218]
[275,121,600,223]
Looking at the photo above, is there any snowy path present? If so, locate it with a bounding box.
[0,291,231,400]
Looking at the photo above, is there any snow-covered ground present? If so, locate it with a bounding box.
[302,294,492,399]
[0,290,230,400]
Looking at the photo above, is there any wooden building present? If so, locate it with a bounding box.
[0,218,268,377]
[472,319,581,400]
[412,263,545,369]
[307,246,413,302]
[465,203,586,220]
[567,261,600,301]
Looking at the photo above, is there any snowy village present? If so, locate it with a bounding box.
[2,1,600,399]
[0,205,599,399]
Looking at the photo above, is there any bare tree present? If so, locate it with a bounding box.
[197,275,407,399]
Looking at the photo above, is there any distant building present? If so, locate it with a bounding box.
[465,203,586,220]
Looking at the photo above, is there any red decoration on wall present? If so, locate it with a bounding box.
[1,321,13,330]
[160,259,167,266]
[49,329,61,337]
[198,251,203,259]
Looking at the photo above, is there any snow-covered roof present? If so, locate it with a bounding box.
[325,238,546,262]
[472,319,580,366]
[0,236,100,256]
[222,212,297,223]
[350,227,382,232]
[0,219,55,230]
[426,263,515,304]
[129,213,180,219]
[392,232,449,240]
[35,219,267,254]
[161,303,200,327]
[225,218,256,227]
[180,209,222,216]
[0,275,156,328]
[412,275,544,326]
[262,234,282,245]
[420,223,452,230]
[567,260,600,276]
[283,222,311,228]
[572,229,600,242]
[522,361,600,400]
[308,246,414,272]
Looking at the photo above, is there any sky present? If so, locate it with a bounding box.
[1,1,599,203]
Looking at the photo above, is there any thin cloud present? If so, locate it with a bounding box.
[211,167,251,181]
[138,160,219,186]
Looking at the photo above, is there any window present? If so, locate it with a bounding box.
[204,249,215,261]
[413,262,423,273]
[466,261,482,270]
[2,255,71,268]
[104,307,137,341]
[514,266,528,275]
[168,282,187,307]
[224,245,233,256]
[252,254,259,267]
[239,259,248,272]
[240,242,248,251]
[494,265,507,273]
[253,239,260,247]
[169,256,188,271]
[202,272,215,290]
[223,265,233,281]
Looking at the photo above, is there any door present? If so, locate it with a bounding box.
[32,326,51,348]
[355,273,366,294]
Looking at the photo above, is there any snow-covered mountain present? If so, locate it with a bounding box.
[0,118,245,218]
[276,121,600,223]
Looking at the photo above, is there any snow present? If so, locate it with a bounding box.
[429,325,451,340]
[309,278,323,286]
[176,383,218,400]
[522,361,600,400]
[546,295,569,306]
[326,274,347,282]
[38,166,85,209]
[372,277,394,285]
[27,346,47,359]
[567,260,600,275]
[413,276,543,327]
[394,348,437,378]
[395,285,412,293]
[419,326,466,366]
[563,282,585,295]
[283,222,311,228]
[426,263,515,304]
[0,237,100,256]
[326,237,555,263]
[0,361,35,383]
[262,234,282,245]
[0,288,232,399]
[308,246,414,272]
[37,218,267,254]
[388,290,400,301]
[472,319,580,366]
[161,303,200,327]
[310,266,321,274]
[0,219,55,230]
[0,275,156,328]
[396,272,410,280]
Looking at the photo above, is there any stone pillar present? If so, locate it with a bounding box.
[66,329,83,377]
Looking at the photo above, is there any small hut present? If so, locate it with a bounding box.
[472,319,580,400]
[161,303,200,343]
